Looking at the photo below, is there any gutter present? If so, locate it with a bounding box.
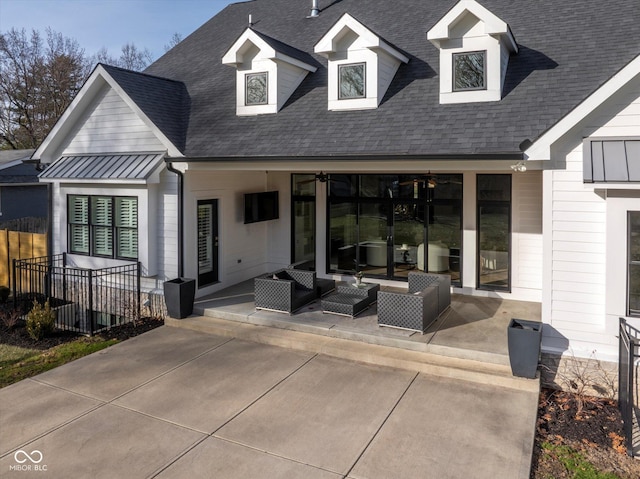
[166,161,184,278]
[173,153,525,163]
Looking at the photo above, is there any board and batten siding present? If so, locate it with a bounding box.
[546,76,640,359]
[63,85,165,155]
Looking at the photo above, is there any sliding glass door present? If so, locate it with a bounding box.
[327,174,462,284]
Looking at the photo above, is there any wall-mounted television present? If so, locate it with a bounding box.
[244,191,279,224]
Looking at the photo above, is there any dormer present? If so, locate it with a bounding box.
[427,0,517,104]
[314,13,409,111]
[222,28,317,116]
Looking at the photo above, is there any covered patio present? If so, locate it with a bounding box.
[173,279,541,386]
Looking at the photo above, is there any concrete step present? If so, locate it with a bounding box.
[167,314,540,393]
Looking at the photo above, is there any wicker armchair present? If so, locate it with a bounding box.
[406,272,451,315]
[254,269,317,314]
[288,261,336,298]
[377,272,451,333]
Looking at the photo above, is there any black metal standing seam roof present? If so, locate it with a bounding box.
[38,153,165,181]
[135,0,639,159]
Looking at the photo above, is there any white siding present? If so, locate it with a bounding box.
[545,77,640,359]
[512,171,543,296]
[276,63,308,111]
[63,85,165,155]
[182,169,284,298]
[157,169,178,282]
[376,52,402,103]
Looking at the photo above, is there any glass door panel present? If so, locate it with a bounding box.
[427,203,461,281]
[329,202,358,272]
[478,204,510,289]
[197,199,218,287]
[359,202,389,276]
[293,201,315,266]
[393,202,424,279]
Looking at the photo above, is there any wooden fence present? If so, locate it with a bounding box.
[0,229,47,288]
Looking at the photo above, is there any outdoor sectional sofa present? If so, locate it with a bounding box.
[254,269,317,314]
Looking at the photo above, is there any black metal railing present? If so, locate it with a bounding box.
[619,317,640,457]
[13,253,140,336]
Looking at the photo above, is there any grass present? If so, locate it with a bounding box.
[0,337,118,388]
[541,442,621,479]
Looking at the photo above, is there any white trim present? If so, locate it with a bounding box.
[427,0,517,53]
[314,13,409,63]
[525,54,640,161]
[33,65,183,161]
[222,28,317,72]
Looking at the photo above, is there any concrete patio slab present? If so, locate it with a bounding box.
[350,374,538,479]
[114,339,314,433]
[0,404,204,479]
[216,355,416,475]
[31,327,230,401]
[0,326,539,479]
[0,380,102,456]
[156,436,341,479]
[429,295,542,356]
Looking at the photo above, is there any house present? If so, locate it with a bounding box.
[33,0,639,371]
[0,149,48,231]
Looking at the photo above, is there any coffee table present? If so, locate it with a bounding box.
[321,283,380,317]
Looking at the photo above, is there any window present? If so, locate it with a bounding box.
[326,174,462,285]
[453,51,486,91]
[338,63,365,99]
[477,175,511,291]
[628,212,640,316]
[68,195,138,259]
[245,72,268,105]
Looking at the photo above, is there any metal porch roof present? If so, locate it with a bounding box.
[39,153,164,181]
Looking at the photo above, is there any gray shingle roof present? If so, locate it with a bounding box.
[100,64,190,153]
[39,153,164,181]
[140,0,639,159]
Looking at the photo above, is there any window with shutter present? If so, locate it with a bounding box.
[92,196,113,257]
[68,195,89,254]
[67,195,138,259]
[116,197,138,259]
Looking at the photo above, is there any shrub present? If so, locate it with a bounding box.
[26,299,55,340]
[0,286,9,303]
[0,308,20,329]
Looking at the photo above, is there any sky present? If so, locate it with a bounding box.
[0,0,239,60]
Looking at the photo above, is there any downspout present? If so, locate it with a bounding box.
[166,161,184,278]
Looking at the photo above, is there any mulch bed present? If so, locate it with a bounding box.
[0,309,164,350]
[531,387,640,479]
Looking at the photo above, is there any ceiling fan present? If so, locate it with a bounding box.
[298,172,332,184]
[399,174,437,188]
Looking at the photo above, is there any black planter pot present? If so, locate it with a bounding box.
[507,318,542,379]
[163,278,196,319]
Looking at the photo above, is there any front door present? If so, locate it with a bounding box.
[197,199,218,287]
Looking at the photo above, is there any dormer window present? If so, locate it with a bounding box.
[314,14,408,111]
[427,0,517,104]
[453,51,486,91]
[246,72,268,105]
[339,63,366,99]
[222,28,317,116]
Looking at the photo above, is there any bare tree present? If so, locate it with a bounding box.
[93,43,153,71]
[0,28,90,149]
[164,33,183,53]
